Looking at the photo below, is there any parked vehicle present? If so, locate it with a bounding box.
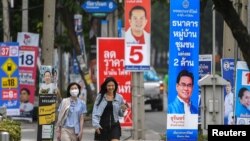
[144,67,164,111]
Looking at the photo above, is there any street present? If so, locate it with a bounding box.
[21,109,166,141]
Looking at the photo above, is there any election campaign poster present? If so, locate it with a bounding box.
[97,38,132,128]
[124,0,151,71]
[235,61,250,125]
[221,58,235,125]
[167,0,200,140]
[0,42,20,116]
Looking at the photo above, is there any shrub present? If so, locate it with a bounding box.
[0,118,21,141]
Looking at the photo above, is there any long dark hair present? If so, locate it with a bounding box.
[66,82,81,97]
[97,77,118,106]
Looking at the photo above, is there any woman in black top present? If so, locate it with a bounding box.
[92,77,128,141]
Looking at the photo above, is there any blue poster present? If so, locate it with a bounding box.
[0,42,20,116]
[234,61,250,125]
[167,0,200,141]
[221,58,235,125]
[199,54,212,79]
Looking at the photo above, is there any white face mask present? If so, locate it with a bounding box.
[70,89,79,97]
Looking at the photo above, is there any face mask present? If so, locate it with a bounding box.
[70,89,79,97]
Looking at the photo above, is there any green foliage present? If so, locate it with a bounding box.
[0,118,21,141]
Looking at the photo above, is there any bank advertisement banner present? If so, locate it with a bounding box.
[167,0,200,140]
[0,42,20,116]
[97,38,132,128]
[124,0,151,71]
[235,61,250,125]
[221,58,235,125]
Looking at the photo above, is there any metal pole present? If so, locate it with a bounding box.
[0,132,9,141]
[212,5,216,122]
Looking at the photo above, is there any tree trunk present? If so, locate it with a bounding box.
[213,0,250,68]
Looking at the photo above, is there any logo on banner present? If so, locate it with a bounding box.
[223,61,230,71]
[1,58,17,76]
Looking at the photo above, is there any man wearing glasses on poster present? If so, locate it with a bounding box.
[168,69,198,114]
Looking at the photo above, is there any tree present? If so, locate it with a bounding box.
[212,0,250,68]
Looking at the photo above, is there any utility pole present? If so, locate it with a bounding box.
[2,0,10,41]
[42,0,56,65]
[22,0,28,32]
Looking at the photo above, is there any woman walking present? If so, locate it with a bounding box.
[92,76,128,141]
[56,82,87,141]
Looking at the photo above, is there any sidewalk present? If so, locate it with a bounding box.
[82,119,163,141]
[21,119,163,141]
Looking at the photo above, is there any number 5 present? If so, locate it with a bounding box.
[129,46,143,64]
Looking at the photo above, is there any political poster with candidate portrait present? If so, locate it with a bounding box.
[97,38,132,128]
[124,0,151,71]
[235,61,250,125]
[221,58,235,125]
[167,0,200,140]
[0,42,20,116]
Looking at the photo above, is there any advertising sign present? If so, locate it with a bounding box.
[221,58,235,125]
[235,61,250,125]
[17,32,39,46]
[124,0,151,71]
[97,38,132,127]
[0,42,20,116]
[167,0,200,140]
[37,94,57,140]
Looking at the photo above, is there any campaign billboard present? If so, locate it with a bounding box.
[235,61,250,125]
[167,0,200,140]
[221,58,235,125]
[97,38,132,127]
[0,42,20,116]
[124,0,151,71]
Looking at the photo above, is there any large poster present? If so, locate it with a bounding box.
[97,38,132,128]
[124,0,151,71]
[167,0,200,140]
[37,65,57,140]
[0,42,20,116]
[15,46,38,121]
[221,58,235,125]
[235,61,250,125]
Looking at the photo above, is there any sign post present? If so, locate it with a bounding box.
[81,0,117,13]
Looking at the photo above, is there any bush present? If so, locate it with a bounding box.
[0,118,21,141]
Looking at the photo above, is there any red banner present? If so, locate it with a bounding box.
[97,38,132,128]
